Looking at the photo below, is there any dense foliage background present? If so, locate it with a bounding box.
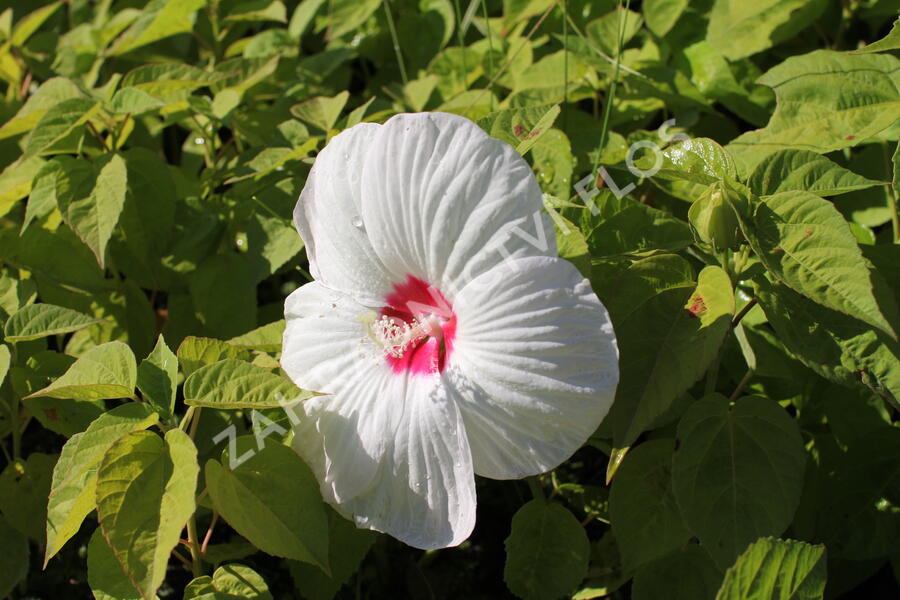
[0,0,898,598]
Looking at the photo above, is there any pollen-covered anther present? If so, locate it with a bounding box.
[363,313,442,359]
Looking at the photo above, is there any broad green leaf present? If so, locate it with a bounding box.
[672,395,807,569]
[716,537,826,600]
[504,500,590,600]
[0,155,44,218]
[227,320,285,352]
[639,137,738,186]
[87,528,141,600]
[290,91,349,133]
[741,190,895,336]
[288,509,376,600]
[727,51,900,172]
[632,545,721,600]
[0,225,109,293]
[110,0,206,55]
[96,429,199,599]
[754,277,900,406]
[137,335,178,420]
[288,0,327,39]
[56,153,128,268]
[609,439,690,569]
[0,452,55,543]
[0,344,9,388]
[605,264,734,447]
[177,337,248,377]
[0,77,83,140]
[4,303,102,342]
[185,563,273,599]
[642,0,688,36]
[817,427,900,559]
[586,8,643,57]
[205,438,329,567]
[107,87,164,115]
[580,191,693,257]
[21,158,64,232]
[476,104,561,156]
[10,1,63,47]
[224,0,287,23]
[23,97,101,159]
[44,404,158,564]
[189,254,257,339]
[119,63,217,102]
[0,517,28,598]
[707,0,827,60]
[747,149,883,197]
[0,275,37,324]
[327,0,380,39]
[26,341,137,402]
[853,16,900,54]
[184,359,310,409]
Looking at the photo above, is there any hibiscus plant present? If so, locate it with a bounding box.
[0,1,898,600]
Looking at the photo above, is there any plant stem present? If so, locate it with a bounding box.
[731,298,758,328]
[186,514,202,577]
[383,0,408,86]
[527,476,545,501]
[729,369,754,402]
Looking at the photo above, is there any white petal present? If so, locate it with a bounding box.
[449,256,619,480]
[359,112,555,295]
[294,123,392,305]
[340,378,477,549]
[283,281,399,502]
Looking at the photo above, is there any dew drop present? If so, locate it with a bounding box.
[351,216,365,230]
[194,137,205,145]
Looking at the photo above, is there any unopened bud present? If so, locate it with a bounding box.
[688,183,740,251]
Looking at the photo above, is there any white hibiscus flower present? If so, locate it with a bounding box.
[281,112,618,550]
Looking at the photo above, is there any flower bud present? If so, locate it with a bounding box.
[688,183,740,251]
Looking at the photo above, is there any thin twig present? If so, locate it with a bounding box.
[731,298,758,328]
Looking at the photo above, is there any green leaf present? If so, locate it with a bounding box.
[22,97,101,159]
[184,359,309,409]
[56,153,128,268]
[224,0,287,23]
[288,508,376,600]
[4,303,102,342]
[642,0,688,36]
[504,500,590,600]
[587,8,644,57]
[26,341,137,402]
[741,190,895,336]
[605,264,734,447]
[817,427,900,559]
[227,320,285,352]
[21,158,64,232]
[0,78,83,141]
[632,545,721,600]
[754,277,900,405]
[327,0,380,39]
[640,137,738,186]
[96,429,199,599]
[853,16,900,54]
[580,191,693,257]
[137,335,178,420]
[88,528,141,600]
[707,0,827,60]
[0,344,9,388]
[747,149,884,197]
[10,1,63,47]
[45,403,158,564]
[205,438,329,568]
[0,517,28,599]
[185,563,273,599]
[177,337,248,377]
[189,254,257,339]
[110,0,207,55]
[476,103,561,156]
[727,51,900,172]
[0,452,55,543]
[0,155,44,218]
[609,439,691,570]
[672,395,807,569]
[290,91,350,133]
[715,537,826,600]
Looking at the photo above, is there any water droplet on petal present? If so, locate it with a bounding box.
[351,216,365,230]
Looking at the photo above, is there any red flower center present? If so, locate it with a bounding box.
[378,275,456,375]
